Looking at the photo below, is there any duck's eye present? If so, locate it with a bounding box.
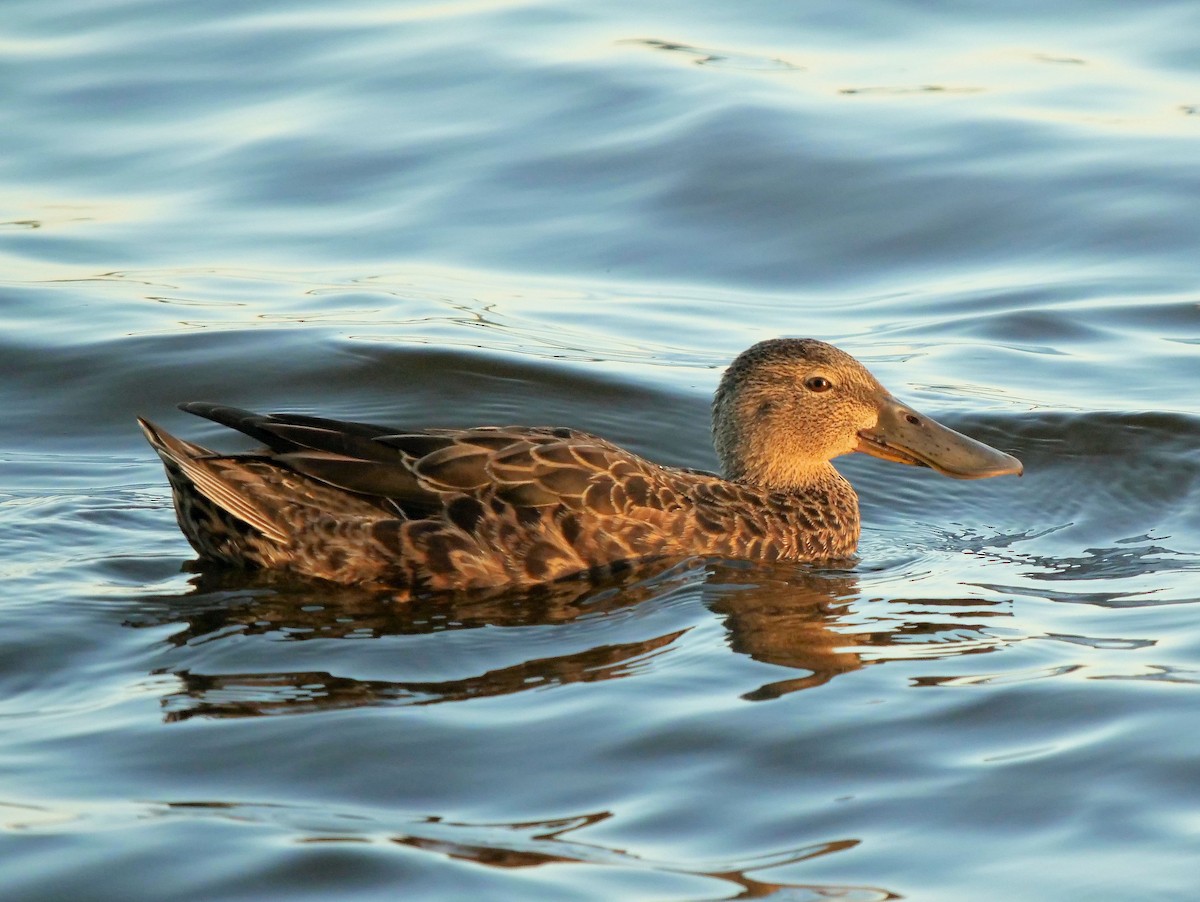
[805,376,833,393]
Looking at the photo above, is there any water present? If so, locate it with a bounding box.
[3,1,1200,898]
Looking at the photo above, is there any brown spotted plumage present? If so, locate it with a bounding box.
[139,338,1022,595]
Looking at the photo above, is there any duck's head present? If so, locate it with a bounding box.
[712,338,1023,489]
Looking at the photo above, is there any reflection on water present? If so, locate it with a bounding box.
[383,812,897,901]
[626,38,805,72]
[5,798,898,901]
[129,560,1014,720]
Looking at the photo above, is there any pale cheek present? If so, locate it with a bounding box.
[848,401,880,433]
[828,408,869,456]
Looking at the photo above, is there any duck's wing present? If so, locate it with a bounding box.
[178,402,682,519]
[181,402,432,507]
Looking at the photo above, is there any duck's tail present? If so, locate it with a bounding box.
[137,416,214,467]
[138,417,291,551]
[138,416,407,585]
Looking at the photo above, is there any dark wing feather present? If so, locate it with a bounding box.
[272,451,425,499]
[180,402,397,453]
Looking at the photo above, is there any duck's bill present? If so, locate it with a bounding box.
[855,397,1023,479]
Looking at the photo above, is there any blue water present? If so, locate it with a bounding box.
[4,1,1200,899]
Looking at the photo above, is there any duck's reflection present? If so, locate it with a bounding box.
[132,559,1010,720]
[164,628,687,720]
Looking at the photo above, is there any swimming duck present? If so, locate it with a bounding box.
[139,338,1021,594]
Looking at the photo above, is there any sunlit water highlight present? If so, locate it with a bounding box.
[3,0,1200,899]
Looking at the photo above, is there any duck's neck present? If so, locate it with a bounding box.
[731,459,847,495]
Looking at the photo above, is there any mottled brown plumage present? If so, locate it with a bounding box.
[140,338,1022,595]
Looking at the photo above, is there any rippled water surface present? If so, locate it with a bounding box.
[4,1,1200,899]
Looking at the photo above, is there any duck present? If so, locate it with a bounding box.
[139,338,1022,594]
